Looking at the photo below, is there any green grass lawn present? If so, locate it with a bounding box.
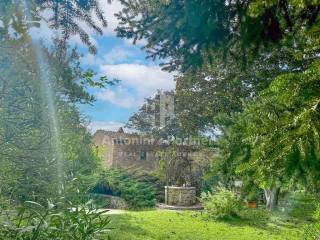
[106,209,303,240]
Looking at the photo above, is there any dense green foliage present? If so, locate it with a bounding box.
[212,61,320,204]
[116,0,320,211]
[175,46,312,133]
[127,170,165,203]
[1,0,319,238]
[236,62,320,190]
[304,204,320,239]
[286,192,319,220]
[0,0,114,238]
[94,170,156,209]
[116,0,320,71]
[0,35,107,204]
[0,201,110,240]
[201,187,242,219]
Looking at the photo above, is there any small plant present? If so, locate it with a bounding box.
[247,190,260,201]
[0,200,111,240]
[246,190,260,209]
[201,187,242,219]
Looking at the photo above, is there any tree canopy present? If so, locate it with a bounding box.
[0,33,108,203]
[116,0,320,207]
[235,60,320,191]
[116,0,320,71]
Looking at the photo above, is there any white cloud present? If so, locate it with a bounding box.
[101,64,175,92]
[88,121,125,133]
[103,46,134,64]
[123,38,148,47]
[81,53,97,66]
[96,63,175,108]
[96,86,136,108]
[81,46,135,67]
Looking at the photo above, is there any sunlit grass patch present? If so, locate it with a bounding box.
[107,209,303,240]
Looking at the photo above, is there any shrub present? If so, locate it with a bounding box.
[286,192,318,220]
[201,187,242,219]
[0,201,111,240]
[129,170,165,203]
[93,170,156,209]
[239,208,271,222]
[303,204,320,240]
[89,193,112,208]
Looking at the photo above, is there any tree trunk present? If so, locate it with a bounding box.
[264,188,280,211]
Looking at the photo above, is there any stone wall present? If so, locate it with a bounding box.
[112,144,160,171]
[165,186,196,206]
[93,129,216,173]
[93,130,161,171]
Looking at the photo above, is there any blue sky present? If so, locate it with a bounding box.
[30,1,176,133]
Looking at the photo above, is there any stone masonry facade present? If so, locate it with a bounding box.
[93,128,215,173]
[165,186,197,206]
[93,128,161,171]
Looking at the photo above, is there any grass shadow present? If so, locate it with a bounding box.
[217,209,307,233]
[107,213,150,240]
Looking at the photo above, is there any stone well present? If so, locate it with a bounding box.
[165,186,196,207]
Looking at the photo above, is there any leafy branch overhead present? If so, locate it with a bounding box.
[81,71,121,89]
[235,61,320,190]
[0,0,111,53]
[116,0,320,71]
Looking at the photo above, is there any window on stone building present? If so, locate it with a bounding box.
[165,102,169,110]
[140,151,147,160]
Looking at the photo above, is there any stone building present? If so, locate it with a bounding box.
[93,128,161,171]
[93,127,215,174]
[143,90,175,129]
[159,91,175,128]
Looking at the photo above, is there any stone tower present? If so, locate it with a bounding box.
[159,91,174,128]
